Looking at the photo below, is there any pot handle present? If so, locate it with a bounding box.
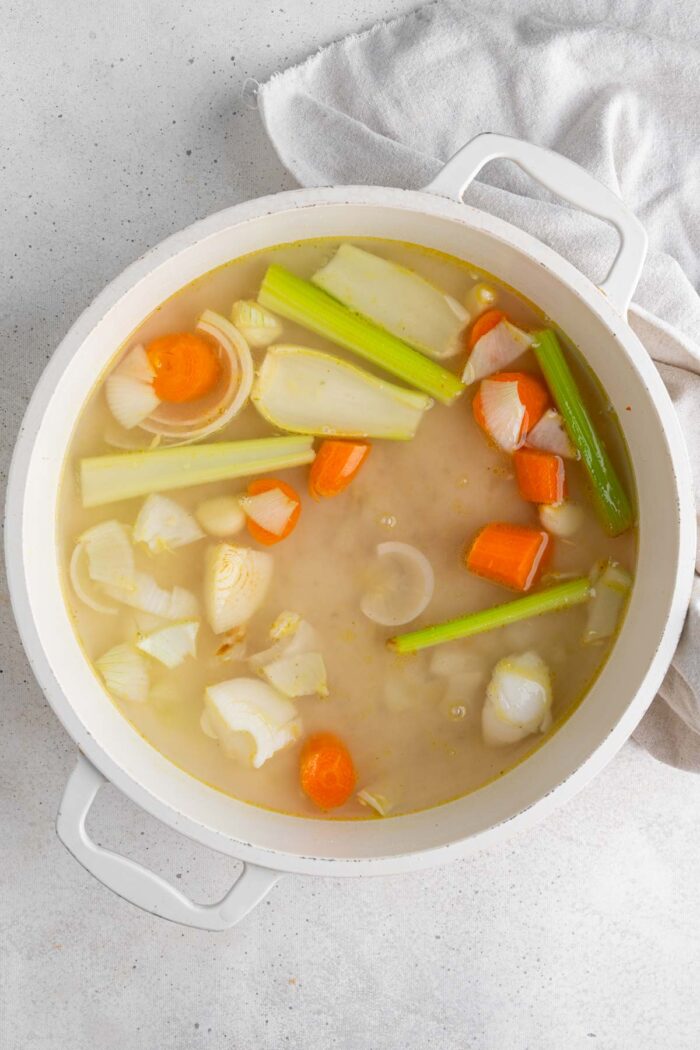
[56,754,281,931]
[423,133,648,315]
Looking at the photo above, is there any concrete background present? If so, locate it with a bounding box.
[1,2,699,1047]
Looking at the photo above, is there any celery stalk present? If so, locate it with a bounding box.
[258,265,464,405]
[388,578,591,653]
[81,436,315,507]
[532,330,633,536]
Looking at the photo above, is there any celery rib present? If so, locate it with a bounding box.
[258,265,464,405]
[532,330,633,536]
[388,578,592,653]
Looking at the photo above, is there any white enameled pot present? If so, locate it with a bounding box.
[5,134,695,931]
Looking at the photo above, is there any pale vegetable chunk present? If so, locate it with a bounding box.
[136,621,199,668]
[478,379,526,453]
[526,409,577,458]
[204,544,273,634]
[133,494,204,553]
[360,542,434,627]
[96,644,150,703]
[195,496,246,538]
[78,520,135,592]
[261,652,328,698]
[462,320,532,385]
[538,501,584,538]
[103,572,199,620]
[583,561,632,644]
[203,677,301,768]
[239,487,298,537]
[105,345,160,430]
[248,616,320,670]
[231,300,283,348]
[482,651,552,748]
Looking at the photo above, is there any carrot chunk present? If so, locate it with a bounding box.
[513,448,567,504]
[467,309,505,350]
[146,332,221,403]
[300,732,356,810]
[309,440,370,499]
[472,371,550,444]
[245,477,301,545]
[466,522,552,591]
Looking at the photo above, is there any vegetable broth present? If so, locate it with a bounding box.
[58,238,636,818]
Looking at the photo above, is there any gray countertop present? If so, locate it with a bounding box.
[2,2,699,1047]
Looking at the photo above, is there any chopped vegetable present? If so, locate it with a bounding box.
[462,319,532,385]
[136,620,199,668]
[258,265,464,404]
[538,501,584,537]
[103,571,199,620]
[309,440,370,499]
[360,541,435,626]
[466,522,552,591]
[583,560,632,644]
[195,495,246,538]
[526,408,577,459]
[203,677,301,768]
[133,494,204,553]
[464,283,498,318]
[249,616,320,670]
[269,610,302,641]
[299,732,356,810]
[261,652,328,698]
[513,448,567,505]
[69,544,119,615]
[311,244,469,361]
[388,578,591,653]
[96,644,150,703]
[357,782,395,817]
[215,625,248,663]
[105,345,161,430]
[80,435,315,507]
[146,331,222,403]
[472,372,549,450]
[231,300,283,348]
[240,478,301,545]
[78,520,135,591]
[532,329,633,535]
[467,309,505,351]
[252,346,431,441]
[482,651,552,747]
[204,544,273,634]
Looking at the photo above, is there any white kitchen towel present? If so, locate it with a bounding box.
[257,0,700,770]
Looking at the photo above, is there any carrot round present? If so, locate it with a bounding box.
[146,332,221,403]
[309,440,370,499]
[467,309,505,350]
[245,477,301,545]
[466,522,552,591]
[300,732,356,810]
[472,371,550,442]
[513,448,567,505]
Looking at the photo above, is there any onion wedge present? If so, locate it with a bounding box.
[203,677,301,768]
[462,320,532,385]
[526,409,577,458]
[204,544,273,634]
[96,644,150,704]
[136,620,199,668]
[482,650,552,747]
[478,379,526,453]
[133,494,204,553]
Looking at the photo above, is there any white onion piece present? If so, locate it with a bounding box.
[249,617,320,670]
[478,379,526,452]
[133,494,204,553]
[136,620,199,668]
[357,785,395,817]
[96,644,150,703]
[583,561,632,645]
[105,345,160,430]
[261,652,328,698]
[526,409,577,458]
[462,320,532,385]
[103,571,198,620]
[361,542,435,627]
[239,487,298,537]
[203,677,301,768]
[204,544,273,634]
[68,543,119,615]
[482,651,552,748]
[195,496,246,538]
[231,300,283,348]
[538,501,584,538]
[79,520,135,592]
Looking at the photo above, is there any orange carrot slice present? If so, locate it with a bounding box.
[146,332,221,403]
[513,448,567,504]
[309,440,370,499]
[473,371,550,445]
[300,732,356,810]
[245,478,301,545]
[467,309,505,351]
[466,522,552,591]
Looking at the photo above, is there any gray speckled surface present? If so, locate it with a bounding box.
[1,3,699,1047]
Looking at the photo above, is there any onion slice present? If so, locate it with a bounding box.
[478,378,526,453]
[204,544,273,634]
[69,543,119,615]
[360,541,435,627]
[526,409,577,458]
[133,494,204,553]
[96,644,150,703]
[462,320,532,385]
[103,572,198,620]
[239,487,298,537]
[104,345,161,430]
[203,677,301,768]
[482,650,552,747]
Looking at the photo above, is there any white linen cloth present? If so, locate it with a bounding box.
[257,0,700,769]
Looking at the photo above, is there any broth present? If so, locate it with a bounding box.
[58,238,636,819]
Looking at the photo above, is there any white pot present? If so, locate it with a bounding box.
[5,134,695,930]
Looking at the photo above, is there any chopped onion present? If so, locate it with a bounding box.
[249,617,320,669]
[482,650,552,747]
[261,652,328,698]
[239,487,298,537]
[204,544,273,634]
[538,501,584,538]
[478,378,526,452]
[78,520,136,592]
[231,300,283,348]
[462,320,532,385]
[133,494,204,553]
[68,543,119,615]
[136,620,199,668]
[195,496,246,538]
[360,542,434,627]
[103,571,198,620]
[104,345,160,430]
[215,625,248,663]
[203,677,301,768]
[526,409,577,458]
[96,644,150,703]
[464,282,497,316]
[583,561,632,644]
[357,785,395,817]
[269,610,302,641]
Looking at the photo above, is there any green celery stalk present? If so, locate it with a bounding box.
[258,265,464,405]
[81,436,315,507]
[532,329,633,536]
[388,578,592,654]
